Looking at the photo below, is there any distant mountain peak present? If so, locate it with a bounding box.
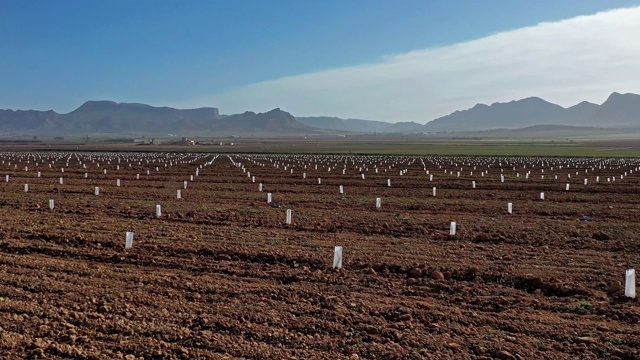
[73,100,119,112]
[84,100,117,105]
[568,100,598,110]
[605,91,639,100]
[602,92,640,108]
[521,96,547,102]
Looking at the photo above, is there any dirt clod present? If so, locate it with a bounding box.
[431,271,445,280]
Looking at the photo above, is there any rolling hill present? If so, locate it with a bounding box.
[296,116,391,132]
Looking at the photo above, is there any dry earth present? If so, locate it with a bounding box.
[0,152,638,359]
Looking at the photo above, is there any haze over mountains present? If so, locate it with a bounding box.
[0,92,638,135]
[422,92,640,132]
[0,101,318,136]
[302,92,640,133]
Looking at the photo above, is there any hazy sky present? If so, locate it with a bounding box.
[1,0,640,123]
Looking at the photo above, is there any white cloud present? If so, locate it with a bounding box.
[177,6,640,123]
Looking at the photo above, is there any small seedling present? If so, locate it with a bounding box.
[575,300,594,311]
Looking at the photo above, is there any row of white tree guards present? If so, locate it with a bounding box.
[230,154,636,297]
[0,151,637,297]
[5,152,640,219]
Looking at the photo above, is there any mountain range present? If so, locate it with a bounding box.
[421,92,640,132]
[0,101,319,136]
[302,92,640,133]
[0,92,638,135]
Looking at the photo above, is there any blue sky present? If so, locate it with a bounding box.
[2,0,640,122]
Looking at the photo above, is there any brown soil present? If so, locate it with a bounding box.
[0,152,638,359]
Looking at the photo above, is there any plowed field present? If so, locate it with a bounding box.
[0,152,638,360]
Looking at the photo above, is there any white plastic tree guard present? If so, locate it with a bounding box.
[333,246,343,269]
